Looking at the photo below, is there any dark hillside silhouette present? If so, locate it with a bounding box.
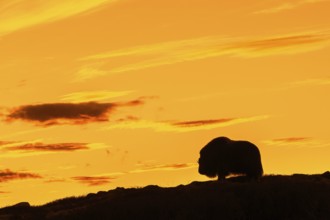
[199,137,263,181]
[0,173,329,220]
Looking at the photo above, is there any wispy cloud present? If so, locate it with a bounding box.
[5,99,145,126]
[131,162,197,174]
[287,78,330,87]
[6,102,114,126]
[74,64,110,82]
[69,162,197,184]
[0,140,108,158]
[72,176,116,186]
[254,0,328,14]
[61,90,134,103]
[79,37,223,61]
[274,78,330,91]
[172,118,235,127]
[263,137,330,148]
[0,0,118,36]
[105,115,269,132]
[4,142,89,152]
[44,178,67,183]
[0,169,42,182]
[271,137,312,143]
[76,30,330,80]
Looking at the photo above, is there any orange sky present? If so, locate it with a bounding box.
[0,0,330,206]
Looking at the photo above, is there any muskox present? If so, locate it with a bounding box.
[198,137,263,181]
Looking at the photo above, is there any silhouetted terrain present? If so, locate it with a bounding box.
[1,173,330,220]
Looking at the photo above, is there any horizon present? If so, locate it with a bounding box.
[0,0,330,206]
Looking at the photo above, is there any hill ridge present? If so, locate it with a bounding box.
[1,173,330,220]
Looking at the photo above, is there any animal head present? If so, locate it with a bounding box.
[198,137,230,177]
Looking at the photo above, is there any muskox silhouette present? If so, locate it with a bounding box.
[198,137,263,181]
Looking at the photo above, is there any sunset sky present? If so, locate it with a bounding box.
[0,0,330,206]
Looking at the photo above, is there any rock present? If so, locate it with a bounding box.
[13,202,30,208]
[322,171,330,178]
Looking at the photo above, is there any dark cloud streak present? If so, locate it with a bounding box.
[0,169,42,182]
[6,142,89,152]
[272,137,311,143]
[72,176,115,186]
[134,162,198,173]
[6,102,113,125]
[5,99,145,126]
[172,118,235,127]
[44,178,67,183]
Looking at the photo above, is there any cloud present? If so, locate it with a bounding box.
[0,191,10,194]
[263,137,312,147]
[6,102,113,125]
[287,78,330,88]
[115,115,140,123]
[74,65,110,82]
[0,169,42,182]
[5,99,145,126]
[0,0,118,36]
[131,162,198,174]
[61,90,134,103]
[76,30,330,79]
[0,128,46,140]
[263,137,330,148]
[44,178,67,183]
[254,0,328,14]
[227,33,330,57]
[271,137,312,143]
[78,163,197,180]
[72,176,116,186]
[79,37,221,61]
[172,118,235,127]
[105,115,269,132]
[4,142,89,152]
[0,141,108,158]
